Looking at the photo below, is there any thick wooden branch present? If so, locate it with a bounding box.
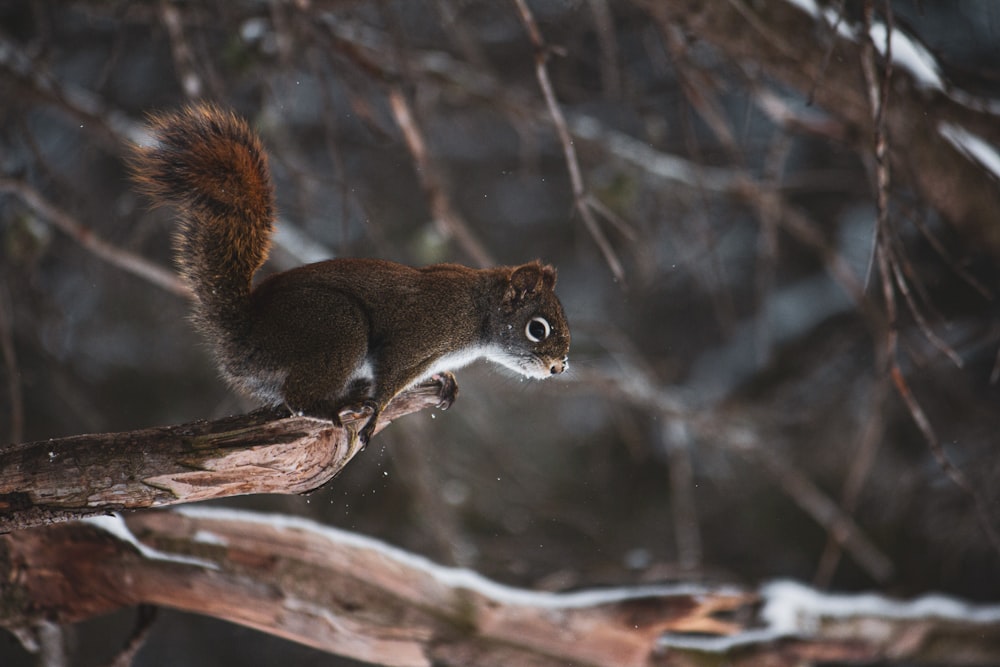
[2,509,999,666]
[0,378,451,533]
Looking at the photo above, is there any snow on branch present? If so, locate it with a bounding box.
[2,508,999,666]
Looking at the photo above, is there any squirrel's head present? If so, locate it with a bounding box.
[490,262,570,379]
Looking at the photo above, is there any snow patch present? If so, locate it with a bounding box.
[762,579,1000,631]
[783,0,819,18]
[175,506,728,609]
[783,0,943,90]
[659,628,789,651]
[83,514,219,569]
[272,222,334,265]
[869,22,943,91]
[939,122,1000,181]
[664,579,1000,653]
[192,529,229,547]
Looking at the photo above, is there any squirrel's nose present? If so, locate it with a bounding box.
[549,356,568,375]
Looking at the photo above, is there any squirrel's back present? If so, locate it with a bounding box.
[130,104,275,341]
[129,104,570,433]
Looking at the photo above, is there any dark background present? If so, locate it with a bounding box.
[2,1,1000,664]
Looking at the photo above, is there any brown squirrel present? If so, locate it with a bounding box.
[130,104,570,444]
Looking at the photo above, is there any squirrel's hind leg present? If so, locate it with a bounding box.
[284,369,381,446]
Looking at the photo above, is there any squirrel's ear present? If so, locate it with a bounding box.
[505,262,557,305]
[540,264,557,290]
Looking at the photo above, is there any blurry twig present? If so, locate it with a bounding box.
[814,374,888,587]
[102,606,157,667]
[907,208,993,301]
[660,22,745,330]
[386,86,495,268]
[268,0,297,64]
[661,421,702,571]
[889,364,1000,553]
[567,114,736,190]
[570,361,894,582]
[587,0,621,98]
[0,286,23,445]
[660,22,740,158]
[729,429,894,583]
[530,58,903,581]
[391,421,472,568]
[0,178,188,297]
[734,181,876,320]
[318,14,494,267]
[861,2,1000,555]
[158,0,203,98]
[752,87,849,142]
[753,135,792,362]
[512,0,631,284]
[0,33,144,147]
[562,111,876,325]
[888,253,963,368]
[809,0,847,106]
[297,29,374,253]
[679,17,896,578]
[433,0,492,72]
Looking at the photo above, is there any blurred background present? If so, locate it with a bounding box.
[2,0,1000,664]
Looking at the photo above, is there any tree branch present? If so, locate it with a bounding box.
[0,178,188,298]
[0,377,452,533]
[513,0,630,284]
[3,509,999,666]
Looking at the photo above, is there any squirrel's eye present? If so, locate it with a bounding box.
[525,316,551,342]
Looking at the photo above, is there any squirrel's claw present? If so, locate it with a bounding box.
[357,419,378,448]
[335,400,379,448]
[432,372,459,410]
[336,402,375,424]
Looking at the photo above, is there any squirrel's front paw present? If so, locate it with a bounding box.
[432,372,459,410]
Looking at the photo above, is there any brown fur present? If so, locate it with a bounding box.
[131,104,570,444]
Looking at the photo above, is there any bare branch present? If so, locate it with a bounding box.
[569,365,895,583]
[586,0,621,98]
[815,375,889,587]
[4,510,999,666]
[386,86,495,268]
[0,287,23,445]
[0,178,188,297]
[858,3,1000,556]
[889,364,1000,553]
[888,252,964,368]
[725,420,895,583]
[660,421,701,571]
[0,32,145,148]
[158,0,203,99]
[512,0,628,284]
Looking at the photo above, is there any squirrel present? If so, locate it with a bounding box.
[129,104,570,444]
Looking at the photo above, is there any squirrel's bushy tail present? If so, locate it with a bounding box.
[130,104,275,338]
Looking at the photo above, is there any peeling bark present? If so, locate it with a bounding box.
[0,378,451,532]
[2,510,998,666]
